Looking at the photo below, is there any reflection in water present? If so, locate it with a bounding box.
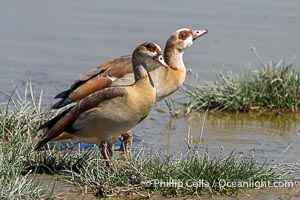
[140,109,300,165]
[192,112,300,136]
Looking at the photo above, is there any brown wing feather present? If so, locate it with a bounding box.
[76,87,126,113]
[98,55,132,70]
[36,87,126,149]
[69,76,113,101]
[71,55,132,93]
[70,68,106,88]
[53,55,131,102]
[35,109,78,150]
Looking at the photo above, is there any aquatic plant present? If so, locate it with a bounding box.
[181,60,300,113]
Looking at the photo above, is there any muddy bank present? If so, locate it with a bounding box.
[33,174,300,199]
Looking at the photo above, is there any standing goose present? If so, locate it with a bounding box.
[51,28,208,152]
[52,28,208,107]
[36,42,168,166]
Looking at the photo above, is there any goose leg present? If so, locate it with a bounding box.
[100,142,113,167]
[107,141,114,158]
[117,131,133,156]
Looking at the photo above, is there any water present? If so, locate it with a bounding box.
[141,110,300,165]
[1,1,300,165]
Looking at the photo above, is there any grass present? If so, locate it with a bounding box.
[0,80,296,199]
[179,60,300,114]
[0,144,47,199]
[0,83,51,199]
[66,149,286,198]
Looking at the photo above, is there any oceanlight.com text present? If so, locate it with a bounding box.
[144,179,299,189]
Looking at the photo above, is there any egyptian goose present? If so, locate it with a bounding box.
[51,28,208,153]
[52,28,208,108]
[35,42,168,166]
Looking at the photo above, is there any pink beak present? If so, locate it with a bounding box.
[154,54,168,68]
[193,29,208,41]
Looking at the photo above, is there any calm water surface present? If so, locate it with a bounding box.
[1,1,300,166]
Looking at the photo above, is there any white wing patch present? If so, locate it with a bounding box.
[107,76,117,81]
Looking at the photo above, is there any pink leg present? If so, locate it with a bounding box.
[99,142,113,167]
[107,141,114,157]
[116,131,133,156]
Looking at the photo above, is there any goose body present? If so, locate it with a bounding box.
[36,42,168,166]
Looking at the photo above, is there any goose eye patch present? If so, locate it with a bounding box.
[179,30,192,40]
[145,43,157,52]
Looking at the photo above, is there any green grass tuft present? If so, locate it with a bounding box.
[0,83,52,199]
[66,149,285,197]
[182,61,300,113]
